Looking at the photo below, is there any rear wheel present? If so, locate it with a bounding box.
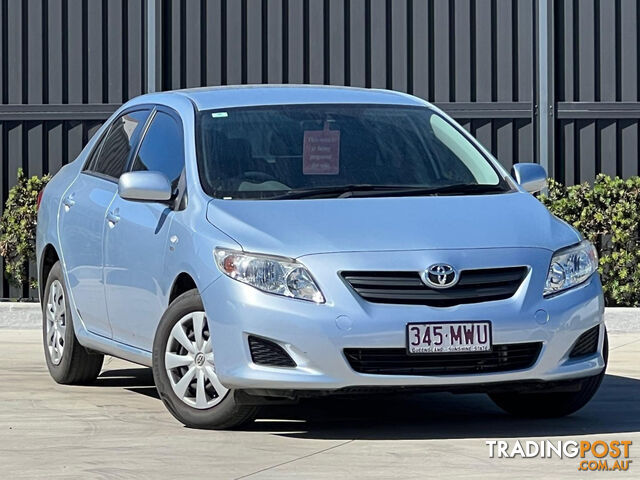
[152,289,257,429]
[489,329,608,418]
[42,261,104,384]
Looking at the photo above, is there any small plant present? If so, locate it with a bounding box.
[540,174,640,307]
[0,168,51,289]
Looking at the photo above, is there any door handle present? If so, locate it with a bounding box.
[62,194,75,211]
[106,209,120,227]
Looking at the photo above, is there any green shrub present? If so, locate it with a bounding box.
[540,174,640,307]
[0,168,50,289]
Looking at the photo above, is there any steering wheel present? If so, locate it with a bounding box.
[242,171,280,184]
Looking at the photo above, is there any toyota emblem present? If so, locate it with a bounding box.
[422,264,458,289]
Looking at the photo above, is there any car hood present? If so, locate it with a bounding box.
[206,192,581,258]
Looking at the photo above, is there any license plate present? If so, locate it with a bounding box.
[406,322,492,354]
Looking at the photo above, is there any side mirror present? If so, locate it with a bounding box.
[511,163,547,193]
[118,171,172,202]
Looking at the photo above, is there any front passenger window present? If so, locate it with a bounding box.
[91,109,151,179]
[132,112,185,190]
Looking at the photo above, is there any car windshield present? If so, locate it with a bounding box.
[196,104,511,199]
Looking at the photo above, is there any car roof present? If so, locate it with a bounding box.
[170,84,428,111]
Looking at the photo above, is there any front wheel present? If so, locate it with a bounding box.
[152,289,257,429]
[489,329,608,418]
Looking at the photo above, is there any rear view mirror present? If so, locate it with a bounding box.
[118,171,172,202]
[511,163,547,194]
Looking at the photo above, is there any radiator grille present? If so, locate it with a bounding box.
[341,267,527,307]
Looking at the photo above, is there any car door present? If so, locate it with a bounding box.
[103,108,186,350]
[58,108,151,338]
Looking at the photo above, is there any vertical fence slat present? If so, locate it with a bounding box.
[7,0,22,104]
[67,0,84,103]
[599,120,617,177]
[517,0,533,102]
[184,0,202,88]
[87,0,104,103]
[496,0,513,102]
[349,0,366,87]
[411,0,428,99]
[47,0,63,104]
[390,0,406,92]
[308,0,325,84]
[517,118,534,164]
[432,0,450,101]
[246,0,263,84]
[369,0,386,88]
[287,0,304,84]
[454,0,471,102]
[578,120,596,183]
[559,0,574,102]
[107,0,124,101]
[127,0,144,97]
[7,121,22,298]
[561,120,575,185]
[169,0,181,89]
[598,0,616,102]
[226,0,243,85]
[205,0,222,86]
[267,0,284,83]
[621,120,639,178]
[577,0,596,102]
[27,1,43,105]
[329,0,345,86]
[620,0,638,102]
[475,0,492,102]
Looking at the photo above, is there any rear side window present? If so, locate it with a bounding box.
[89,109,151,179]
[131,111,185,189]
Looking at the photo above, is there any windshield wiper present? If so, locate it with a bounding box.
[267,184,417,199]
[406,183,510,196]
[267,183,509,199]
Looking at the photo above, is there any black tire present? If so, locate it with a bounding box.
[489,329,608,418]
[152,289,257,429]
[42,261,104,384]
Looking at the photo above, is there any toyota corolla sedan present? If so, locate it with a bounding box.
[36,85,606,429]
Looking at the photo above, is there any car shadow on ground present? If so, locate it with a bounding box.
[94,367,160,399]
[93,369,640,440]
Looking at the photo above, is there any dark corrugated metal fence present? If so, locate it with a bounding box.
[553,0,640,184]
[0,0,147,298]
[159,0,537,169]
[1,0,639,297]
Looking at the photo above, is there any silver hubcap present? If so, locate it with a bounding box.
[165,312,229,409]
[46,280,66,365]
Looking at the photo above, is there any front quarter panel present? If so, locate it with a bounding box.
[162,195,241,309]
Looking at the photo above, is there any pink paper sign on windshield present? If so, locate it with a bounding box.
[303,125,340,175]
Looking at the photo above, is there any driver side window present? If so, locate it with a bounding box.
[86,109,151,180]
[131,111,185,190]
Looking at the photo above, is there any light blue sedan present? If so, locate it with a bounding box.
[36,85,606,429]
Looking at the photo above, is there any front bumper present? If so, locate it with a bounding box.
[201,248,606,391]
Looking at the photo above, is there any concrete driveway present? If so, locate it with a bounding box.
[1,329,638,479]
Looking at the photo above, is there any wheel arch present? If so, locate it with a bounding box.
[39,244,60,304]
[169,272,198,305]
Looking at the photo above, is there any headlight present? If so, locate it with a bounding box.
[214,248,325,303]
[544,240,598,296]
